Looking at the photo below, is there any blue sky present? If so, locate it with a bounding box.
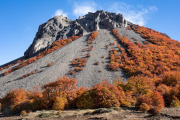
[0,0,180,66]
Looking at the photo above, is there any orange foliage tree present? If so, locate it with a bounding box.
[1,89,29,112]
[42,76,78,108]
[136,91,164,113]
[76,80,120,109]
[156,71,180,106]
[119,75,156,96]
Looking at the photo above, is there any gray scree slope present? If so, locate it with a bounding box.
[0,10,147,97]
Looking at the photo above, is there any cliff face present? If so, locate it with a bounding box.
[24,10,132,57]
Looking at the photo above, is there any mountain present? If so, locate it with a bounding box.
[0,10,179,99]
[24,10,132,57]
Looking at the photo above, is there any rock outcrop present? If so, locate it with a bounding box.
[24,10,132,57]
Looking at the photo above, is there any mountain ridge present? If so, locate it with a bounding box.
[24,10,132,57]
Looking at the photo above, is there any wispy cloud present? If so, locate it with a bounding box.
[149,6,158,11]
[57,1,157,26]
[73,2,96,17]
[54,9,68,17]
[108,2,158,26]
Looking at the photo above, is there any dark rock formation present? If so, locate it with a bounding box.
[24,10,132,57]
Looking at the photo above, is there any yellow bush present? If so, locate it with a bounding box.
[170,99,180,107]
[92,81,120,108]
[20,110,27,116]
[120,75,155,96]
[76,91,94,109]
[140,103,150,112]
[52,97,67,110]
[97,89,120,108]
[121,100,131,107]
[120,92,135,107]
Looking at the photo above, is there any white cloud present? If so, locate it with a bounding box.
[73,2,96,17]
[149,6,158,11]
[108,2,158,26]
[54,9,68,17]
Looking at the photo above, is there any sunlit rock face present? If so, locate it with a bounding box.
[24,10,132,57]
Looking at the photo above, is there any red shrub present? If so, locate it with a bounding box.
[19,70,35,79]
[136,91,164,113]
[150,91,165,112]
[105,45,109,50]
[88,31,98,44]
[70,70,76,75]
[47,62,54,67]
[74,67,83,72]
[140,103,150,112]
[87,53,90,57]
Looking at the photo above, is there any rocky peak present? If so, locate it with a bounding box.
[76,10,131,31]
[35,15,72,40]
[24,10,132,57]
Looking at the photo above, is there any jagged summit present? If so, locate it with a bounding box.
[25,10,132,57]
[76,10,131,31]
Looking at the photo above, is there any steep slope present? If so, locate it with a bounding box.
[0,10,179,99]
[0,29,133,97]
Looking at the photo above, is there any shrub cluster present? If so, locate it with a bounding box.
[110,29,180,76]
[88,31,98,44]
[71,58,87,73]
[88,45,93,51]
[1,71,179,114]
[0,76,80,113]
